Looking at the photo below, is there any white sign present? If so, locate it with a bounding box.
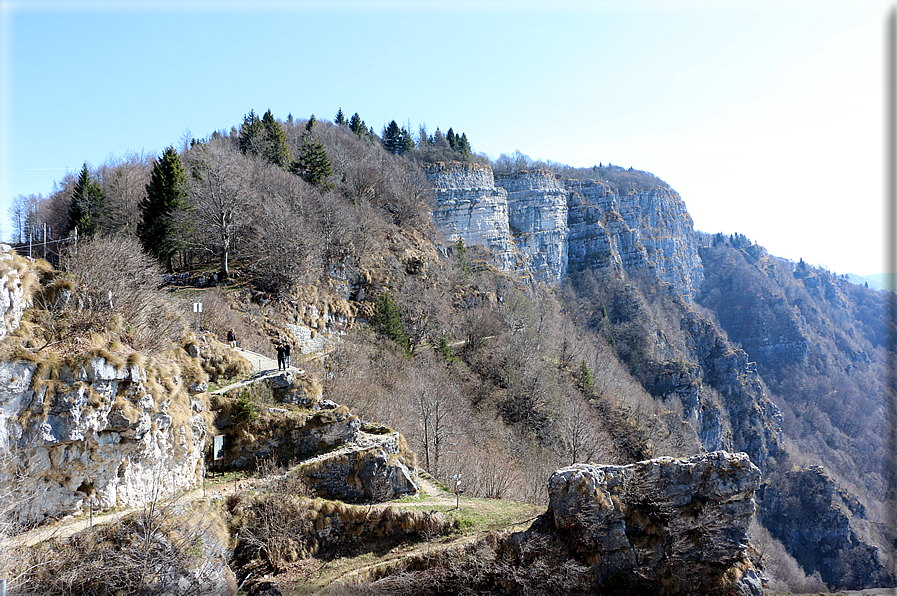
[212,435,224,460]
[193,302,203,313]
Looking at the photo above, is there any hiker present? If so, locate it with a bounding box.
[227,329,237,349]
[283,341,291,369]
[276,342,285,370]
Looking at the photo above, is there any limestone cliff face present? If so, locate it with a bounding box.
[0,355,206,524]
[548,451,763,595]
[494,170,569,281]
[565,180,704,300]
[428,162,703,299]
[425,162,516,272]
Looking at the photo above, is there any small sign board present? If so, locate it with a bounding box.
[193,302,203,313]
[212,435,225,461]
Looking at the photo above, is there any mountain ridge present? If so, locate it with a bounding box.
[0,115,892,592]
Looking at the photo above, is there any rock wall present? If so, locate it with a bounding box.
[0,245,33,339]
[495,170,569,281]
[680,314,785,472]
[300,432,418,502]
[0,355,206,525]
[565,180,704,300]
[212,371,419,502]
[425,162,516,272]
[548,451,762,594]
[428,163,703,299]
[757,466,896,590]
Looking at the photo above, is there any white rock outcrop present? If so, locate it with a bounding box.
[428,163,704,300]
[0,244,32,339]
[425,162,517,272]
[496,170,569,281]
[0,356,205,525]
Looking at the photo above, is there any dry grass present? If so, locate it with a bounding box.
[2,493,235,595]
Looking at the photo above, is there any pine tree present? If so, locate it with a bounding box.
[399,127,415,155]
[238,110,264,156]
[305,114,317,132]
[349,112,365,136]
[67,164,104,237]
[446,128,457,150]
[261,109,292,169]
[371,289,410,355]
[335,108,347,126]
[138,146,187,270]
[291,137,333,187]
[382,120,402,154]
[578,360,594,390]
[457,132,471,155]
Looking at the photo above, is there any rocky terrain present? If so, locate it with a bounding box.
[427,162,704,299]
[0,115,893,593]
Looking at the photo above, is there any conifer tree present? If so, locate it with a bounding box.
[457,132,471,155]
[371,289,410,355]
[291,137,333,187]
[399,127,415,156]
[305,114,317,132]
[578,360,594,390]
[382,120,402,154]
[446,128,457,150]
[349,112,365,136]
[138,146,187,270]
[335,108,347,126]
[238,110,264,156]
[67,163,104,237]
[261,109,292,169]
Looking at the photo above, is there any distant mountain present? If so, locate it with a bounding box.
[849,272,895,292]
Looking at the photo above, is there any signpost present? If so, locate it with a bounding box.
[193,302,203,334]
[453,473,462,510]
[212,435,224,477]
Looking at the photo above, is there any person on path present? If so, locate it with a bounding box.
[283,341,292,369]
[227,329,237,349]
[275,342,285,370]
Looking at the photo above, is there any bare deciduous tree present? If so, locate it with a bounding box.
[183,140,253,280]
[96,151,152,237]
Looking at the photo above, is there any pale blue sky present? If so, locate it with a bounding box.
[0,0,891,275]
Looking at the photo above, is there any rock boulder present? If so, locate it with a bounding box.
[548,451,762,593]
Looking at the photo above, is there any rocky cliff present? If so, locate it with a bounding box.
[425,162,517,272]
[565,179,703,300]
[0,352,207,525]
[494,169,569,281]
[427,162,703,300]
[546,451,763,594]
[758,466,895,590]
[0,245,34,340]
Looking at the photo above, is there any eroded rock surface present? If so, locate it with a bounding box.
[0,356,205,525]
[428,162,703,299]
[548,451,761,593]
[758,466,896,590]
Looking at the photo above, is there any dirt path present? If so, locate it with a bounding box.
[231,347,304,376]
[211,348,304,396]
[6,482,239,548]
[282,477,545,594]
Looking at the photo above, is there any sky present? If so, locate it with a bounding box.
[0,0,893,276]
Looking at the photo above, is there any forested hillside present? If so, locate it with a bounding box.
[4,108,895,592]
